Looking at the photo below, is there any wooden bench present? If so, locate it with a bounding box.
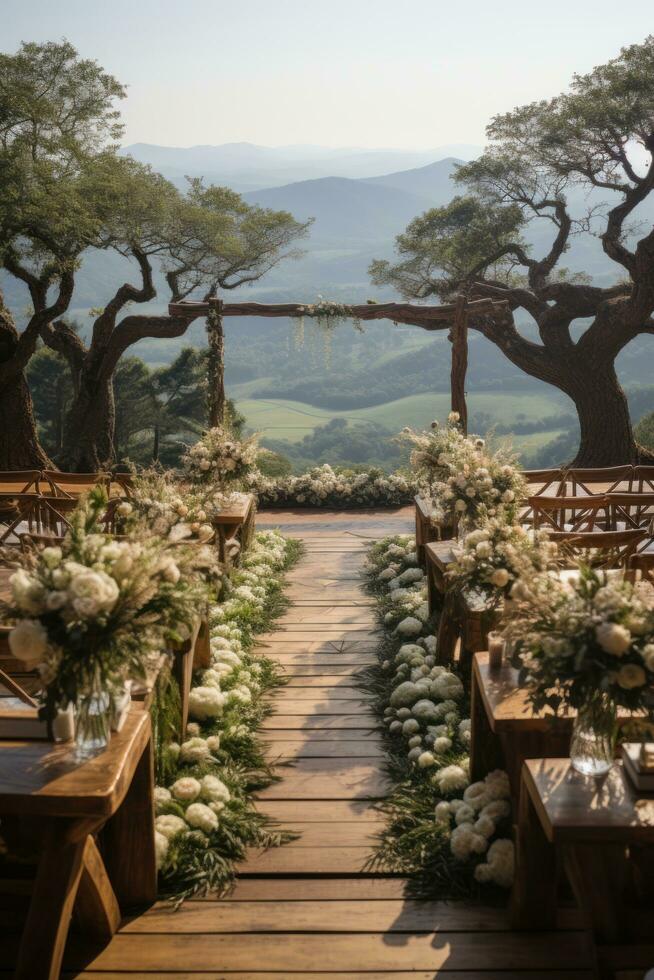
[512,758,654,977]
[414,495,454,567]
[0,704,156,980]
[211,493,256,566]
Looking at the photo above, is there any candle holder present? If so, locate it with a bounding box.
[487,631,505,671]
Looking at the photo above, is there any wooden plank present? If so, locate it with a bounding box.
[255,759,390,800]
[256,800,383,821]
[61,931,592,972]
[265,739,384,759]
[267,698,374,715]
[58,965,591,980]
[220,876,410,900]
[261,729,381,743]
[280,661,372,672]
[121,899,514,934]
[260,715,377,730]
[237,845,378,874]
[245,821,385,847]
[281,671,368,683]
[271,686,365,701]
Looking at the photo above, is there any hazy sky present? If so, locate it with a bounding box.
[4,0,654,149]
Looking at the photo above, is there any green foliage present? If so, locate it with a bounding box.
[263,417,406,472]
[370,195,525,300]
[635,411,654,451]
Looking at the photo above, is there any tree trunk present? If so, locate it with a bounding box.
[206,305,225,427]
[0,299,52,470]
[0,370,52,470]
[62,375,116,472]
[450,295,468,435]
[564,360,647,466]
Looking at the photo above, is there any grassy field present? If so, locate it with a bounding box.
[235,391,565,443]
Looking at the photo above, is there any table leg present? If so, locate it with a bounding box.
[563,841,629,944]
[14,819,87,980]
[511,771,557,931]
[469,672,502,781]
[75,835,121,940]
[436,592,460,666]
[426,561,439,617]
[102,736,157,911]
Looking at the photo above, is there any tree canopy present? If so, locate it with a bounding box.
[371,37,654,465]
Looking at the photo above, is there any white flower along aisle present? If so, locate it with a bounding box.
[363,536,514,894]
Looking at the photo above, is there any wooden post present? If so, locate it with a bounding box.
[207,299,225,428]
[450,294,468,435]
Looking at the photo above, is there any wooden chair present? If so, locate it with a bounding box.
[0,471,41,495]
[528,494,612,533]
[42,470,108,498]
[561,464,633,496]
[631,464,654,493]
[546,527,647,571]
[519,469,564,527]
[606,491,654,532]
[0,495,77,545]
[19,532,66,554]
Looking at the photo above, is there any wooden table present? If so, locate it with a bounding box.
[414,496,454,567]
[470,653,574,797]
[512,758,654,976]
[211,493,256,566]
[0,704,156,980]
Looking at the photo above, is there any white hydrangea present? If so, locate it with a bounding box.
[188,686,227,720]
[185,802,220,834]
[171,777,202,802]
[155,814,187,840]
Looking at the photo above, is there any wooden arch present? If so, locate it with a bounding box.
[168,296,510,435]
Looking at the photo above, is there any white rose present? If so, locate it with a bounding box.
[10,569,46,615]
[155,814,187,840]
[171,776,202,801]
[185,802,219,834]
[9,619,48,667]
[596,622,632,656]
[200,774,231,803]
[199,460,211,471]
[643,644,654,672]
[490,568,510,588]
[41,546,63,568]
[69,570,119,617]
[116,502,133,517]
[475,542,492,559]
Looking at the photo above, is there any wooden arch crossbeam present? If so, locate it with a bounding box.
[168,296,510,434]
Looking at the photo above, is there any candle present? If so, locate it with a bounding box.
[487,631,505,671]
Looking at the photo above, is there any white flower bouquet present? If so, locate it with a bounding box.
[401,417,526,529]
[113,468,216,545]
[506,566,654,717]
[5,489,210,738]
[183,426,259,490]
[448,516,557,607]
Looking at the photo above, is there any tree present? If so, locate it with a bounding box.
[43,164,309,471]
[0,40,125,468]
[371,37,654,466]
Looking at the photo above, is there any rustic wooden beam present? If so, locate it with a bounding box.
[167,297,508,324]
[450,294,469,434]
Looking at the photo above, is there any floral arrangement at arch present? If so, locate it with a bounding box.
[182,425,259,492]
[447,516,558,608]
[401,414,526,530]
[253,464,417,509]
[505,566,654,718]
[362,535,514,895]
[5,488,212,731]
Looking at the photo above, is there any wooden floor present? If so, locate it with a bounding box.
[55,508,605,976]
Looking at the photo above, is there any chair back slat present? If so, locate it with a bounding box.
[562,464,633,497]
[0,470,41,495]
[546,527,646,569]
[527,494,611,532]
[632,465,654,493]
[0,495,77,544]
[42,470,108,497]
[605,492,654,532]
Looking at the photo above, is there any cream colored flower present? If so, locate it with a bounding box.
[617,663,646,689]
[9,619,48,666]
[595,622,632,657]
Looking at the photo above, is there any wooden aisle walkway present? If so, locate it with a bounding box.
[60,508,601,978]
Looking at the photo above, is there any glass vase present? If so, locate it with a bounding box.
[74,675,111,760]
[570,699,616,777]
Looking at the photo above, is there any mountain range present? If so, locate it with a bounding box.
[120,141,482,191]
